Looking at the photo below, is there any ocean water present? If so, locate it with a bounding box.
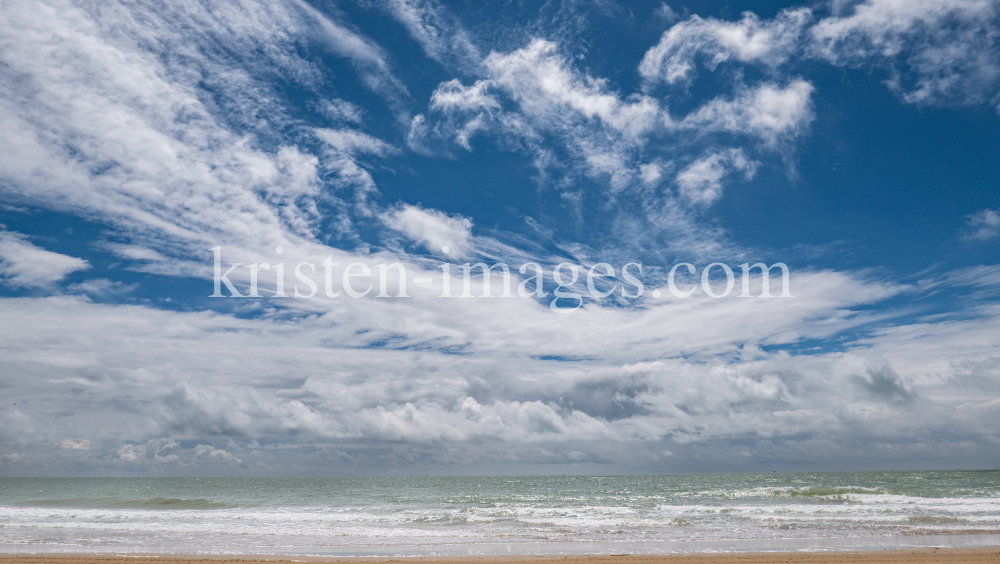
[1,472,999,556]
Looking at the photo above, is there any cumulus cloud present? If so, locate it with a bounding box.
[411,39,808,259]
[60,439,90,450]
[639,162,666,185]
[411,35,819,259]
[413,38,665,187]
[117,441,181,465]
[809,0,1000,107]
[675,80,815,149]
[399,0,998,265]
[195,444,242,465]
[675,149,758,205]
[641,0,1000,110]
[485,39,664,140]
[0,276,996,474]
[640,8,812,87]
[382,204,473,256]
[430,79,500,113]
[0,231,89,288]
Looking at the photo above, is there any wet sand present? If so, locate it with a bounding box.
[2,549,1000,564]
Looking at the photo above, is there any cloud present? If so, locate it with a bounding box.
[963,208,1000,240]
[1,276,996,473]
[195,444,242,465]
[411,39,719,258]
[292,0,411,117]
[0,0,997,477]
[914,265,1000,303]
[674,149,758,205]
[117,441,180,465]
[66,279,137,300]
[313,128,394,156]
[675,80,815,149]
[382,204,473,256]
[809,0,1000,107]
[0,0,402,280]
[415,38,665,164]
[318,99,365,124]
[313,127,397,212]
[412,37,815,260]
[430,79,500,114]
[60,439,90,450]
[0,231,89,288]
[379,0,482,71]
[640,162,666,185]
[640,1,1000,110]
[654,4,681,26]
[485,40,663,139]
[640,8,812,87]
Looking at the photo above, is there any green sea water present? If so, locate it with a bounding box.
[1,471,998,555]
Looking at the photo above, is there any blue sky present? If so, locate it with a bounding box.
[0,0,999,476]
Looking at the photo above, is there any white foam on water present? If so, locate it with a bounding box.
[2,474,998,554]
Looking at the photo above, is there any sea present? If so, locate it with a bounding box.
[1,471,999,556]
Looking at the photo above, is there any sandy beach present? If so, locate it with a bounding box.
[3,551,1000,564]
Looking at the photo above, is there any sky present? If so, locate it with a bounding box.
[0,0,999,477]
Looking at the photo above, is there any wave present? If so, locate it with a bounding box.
[21,496,230,509]
[779,486,886,497]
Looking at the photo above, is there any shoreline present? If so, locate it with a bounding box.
[2,549,1000,563]
[5,534,999,558]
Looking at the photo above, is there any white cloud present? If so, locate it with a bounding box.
[1,266,996,473]
[416,38,665,166]
[0,0,400,278]
[640,8,812,87]
[430,79,500,113]
[854,304,1000,410]
[675,149,758,205]
[414,40,688,252]
[408,79,501,154]
[195,444,243,465]
[400,0,997,270]
[292,0,411,115]
[116,441,181,464]
[318,99,364,124]
[314,128,394,156]
[654,4,681,25]
[414,39,813,257]
[810,0,1000,107]
[639,162,664,185]
[67,278,137,300]
[118,444,140,461]
[963,208,1000,240]
[379,0,481,71]
[60,439,90,450]
[486,39,663,140]
[676,80,816,148]
[0,0,997,476]
[382,204,473,256]
[640,1,1000,110]
[0,231,89,288]
[313,127,396,212]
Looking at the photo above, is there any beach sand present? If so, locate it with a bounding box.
[2,550,999,564]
